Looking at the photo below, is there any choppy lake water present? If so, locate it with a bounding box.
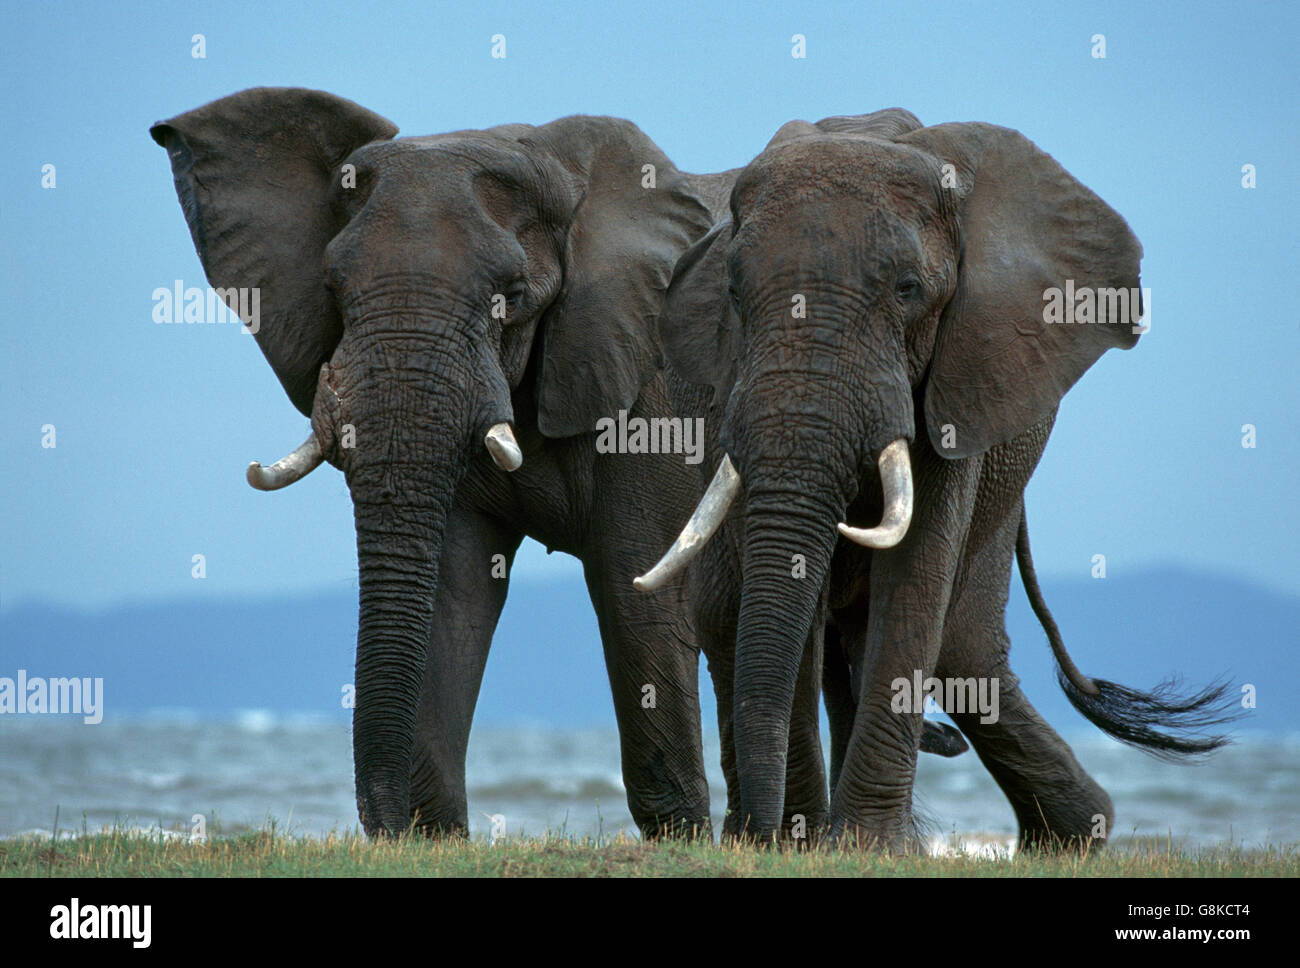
[2,717,1295,850]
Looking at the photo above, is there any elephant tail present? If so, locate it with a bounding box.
[1015,510,1239,760]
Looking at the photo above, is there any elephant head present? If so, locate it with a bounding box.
[642,109,1144,838]
[152,88,711,836]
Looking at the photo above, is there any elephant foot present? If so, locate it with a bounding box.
[410,813,470,841]
[828,812,926,854]
[1018,828,1106,855]
[627,790,712,843]
[639,814,713,842]
[406,794,470,840]
[718,814,784,848]
[782,807,828,849]
[719,809,746,845]
[717,808,816,847]
[1014,787,1114,855]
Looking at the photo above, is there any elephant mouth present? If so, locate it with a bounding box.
[244,421,524,491]
[633,438,914,592]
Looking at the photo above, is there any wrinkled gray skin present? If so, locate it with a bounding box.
[656,110,1235,849]
[151,88,723,839]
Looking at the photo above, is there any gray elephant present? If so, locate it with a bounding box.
[639,109,1238,849]
[150,87,729,839]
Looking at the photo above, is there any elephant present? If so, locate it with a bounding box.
[637,109,1239,849]
[149,87,736,840]
[150,89,969,843]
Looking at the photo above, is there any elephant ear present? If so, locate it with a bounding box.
[901,123,1143,459]
[658,219,737,405]
[524,116,714,438]
[150,87,398,415]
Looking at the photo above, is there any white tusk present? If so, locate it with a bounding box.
[485,422,523,472]
[837,439,913,549]
[246,433,324,491]
[634,455,741,592]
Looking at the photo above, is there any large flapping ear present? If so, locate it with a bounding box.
[522,116,714,438]
[150,87,398,415]
[658,220,737,404]
[900,123,1144,459]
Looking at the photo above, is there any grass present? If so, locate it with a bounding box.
[2,825,1295,877]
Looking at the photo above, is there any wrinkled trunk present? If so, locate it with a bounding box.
[350,479,458,836]
[732,492,839,841]
[722,318,912,841]
[321,314,495,837]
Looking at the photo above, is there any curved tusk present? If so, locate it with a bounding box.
[837,438,913,549]
[246,433,324,491]
[485,422,523,472]
[634,455,741,592]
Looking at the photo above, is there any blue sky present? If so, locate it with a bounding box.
[2,0,1296,609]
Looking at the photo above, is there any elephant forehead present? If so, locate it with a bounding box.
[735,138,939,215]
[730,211,925,287]
[341,135,574,225]
[345,134,537,182]
[731,187,930,264]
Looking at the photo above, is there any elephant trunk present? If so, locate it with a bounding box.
[319,314,513,838]
[350,487,453,836]
[731,485,840,841]
[720,326,914,840]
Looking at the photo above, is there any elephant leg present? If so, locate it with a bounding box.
[936,517,1113,852]
[408,503,522,837]
[828,607,971,804]
[584,550,711,839]
[701,622,743,841]
[943,659,1114,853]
[829,442,980,849]
[580,379,714,839]
[687,525,745,840]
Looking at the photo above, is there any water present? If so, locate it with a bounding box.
[1,717,1295,849]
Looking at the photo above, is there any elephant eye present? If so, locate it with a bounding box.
[894,277,922,301]
[504,282,527,309]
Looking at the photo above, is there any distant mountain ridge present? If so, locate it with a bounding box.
[1,569,1292,733]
